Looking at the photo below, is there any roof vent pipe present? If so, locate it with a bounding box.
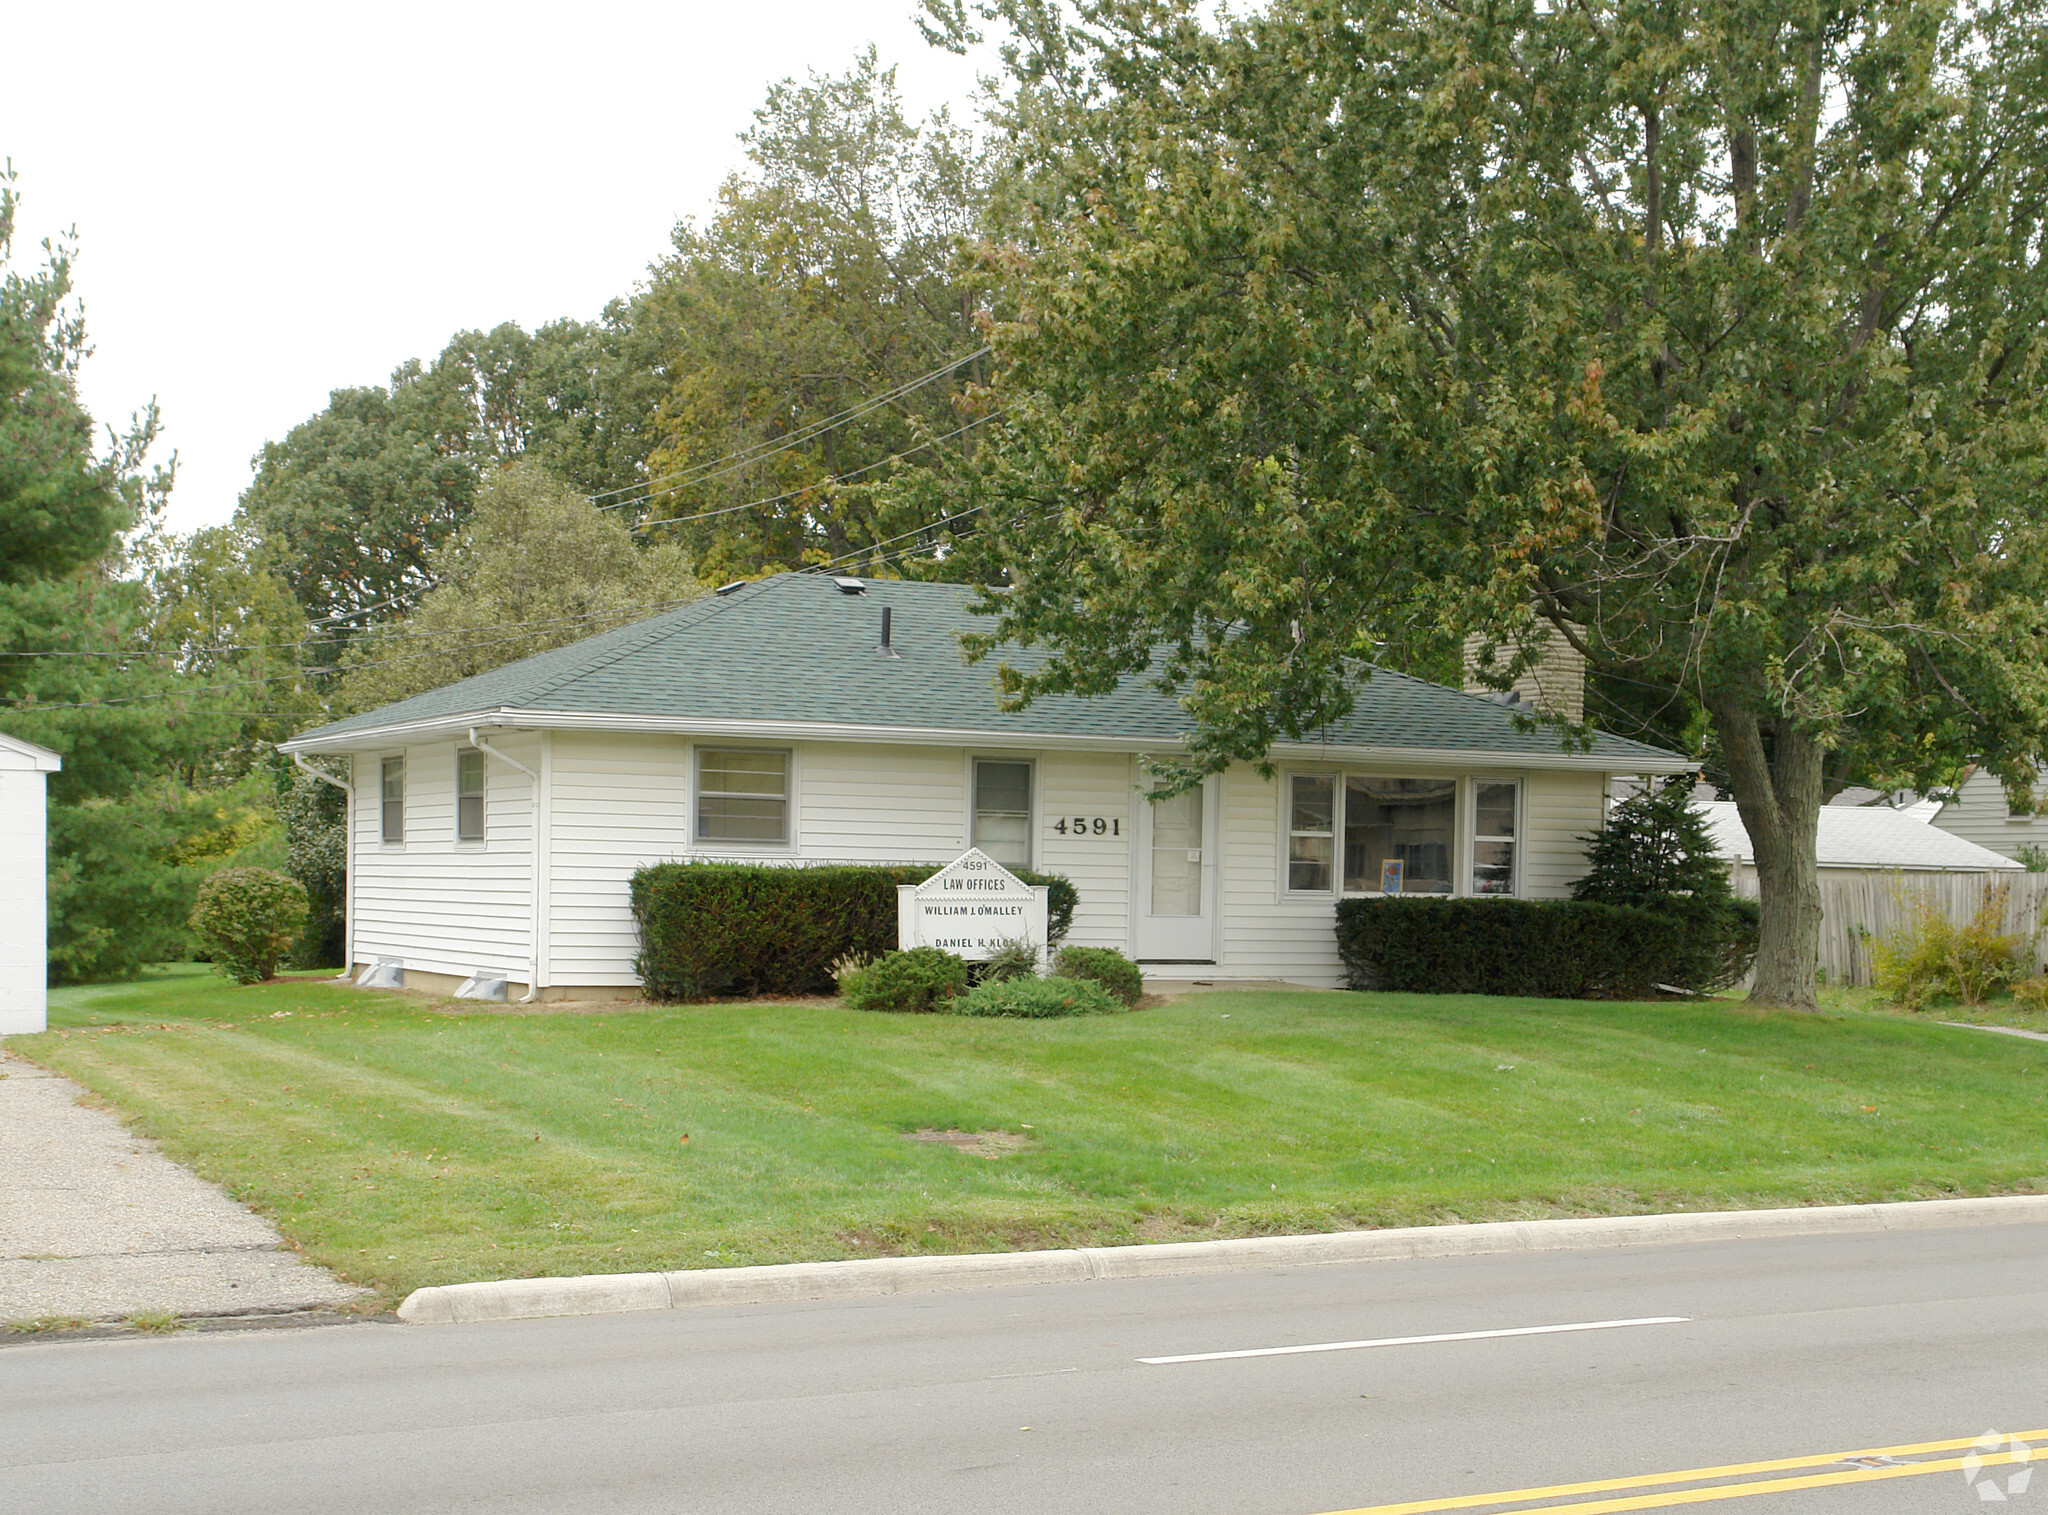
[879,606,900,659]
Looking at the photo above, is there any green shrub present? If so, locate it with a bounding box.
[1053,945,1145,1006]
[630,861,1076,1001]
[1571,778,1759,991]
[1334,897,1683,999]
[949,975,1122,1018]
[1870,884,2033,1009]
[978,937,1040,983]
[842,947,970,1013]
[187,867,310,984]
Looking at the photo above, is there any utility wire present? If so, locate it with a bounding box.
[629,412,1001,534]
[592,346,991,510]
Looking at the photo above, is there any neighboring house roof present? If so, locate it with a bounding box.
[1695,800,2022,872]
[281,574,1689,770]
[0,732,62,772]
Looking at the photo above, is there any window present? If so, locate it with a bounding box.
[1472,780,1519,895]
[1288,774,1336,892]
[1344,777,1455,894]
[456,749,485,842]
[380,757,404,843]
[696,748,789,844]
[972,759,1033,870]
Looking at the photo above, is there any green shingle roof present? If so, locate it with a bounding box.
[283,573,1683,767]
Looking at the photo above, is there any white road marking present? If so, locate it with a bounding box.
[1138,1315,1692,1364]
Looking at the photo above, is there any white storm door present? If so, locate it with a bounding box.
[1133,780,1217,961]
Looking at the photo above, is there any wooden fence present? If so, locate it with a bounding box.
[1729,867,2048,988]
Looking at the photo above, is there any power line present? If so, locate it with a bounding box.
[629,412,1001,534]
[592,346,991,510]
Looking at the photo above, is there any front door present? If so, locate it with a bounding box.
[1133,780,1217,962]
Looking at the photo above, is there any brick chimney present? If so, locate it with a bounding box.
[1463,623,1586,722]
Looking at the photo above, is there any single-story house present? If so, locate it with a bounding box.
[0,731,62,1035]
[278,574,1690,998]
[1694,798,2038,986]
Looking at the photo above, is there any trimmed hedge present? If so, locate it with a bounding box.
[1053,946,1145,1006]
[631,861,1077,1001]
[1334,897,1685,1000]
[948,975,1122,1018]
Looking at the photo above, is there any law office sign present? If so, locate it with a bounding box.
[897,849,1049,964]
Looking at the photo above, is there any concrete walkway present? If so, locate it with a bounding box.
[0,1049,364,1323]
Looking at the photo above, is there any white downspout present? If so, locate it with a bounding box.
[290,752,356,979]
[470,728,543,1003]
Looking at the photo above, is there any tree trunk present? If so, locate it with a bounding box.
[1708,704,1826,1010]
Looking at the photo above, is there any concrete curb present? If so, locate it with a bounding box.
[396,1193,2048,1326]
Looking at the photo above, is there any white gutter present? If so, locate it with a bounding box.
[286,709,1695,774]
[469,728,544,1004]
[289,752,356,980]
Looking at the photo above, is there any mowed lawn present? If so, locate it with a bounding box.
[13,968,2048,1306]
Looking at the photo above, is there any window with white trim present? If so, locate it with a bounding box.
[696,748,789,844]
[1471,780,1519,894]
[1287,774,1336,892]
[380,757,404,843]
[972,759,1033,870]
[456,749,485,842]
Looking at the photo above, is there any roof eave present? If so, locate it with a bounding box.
[279,707,1692,772]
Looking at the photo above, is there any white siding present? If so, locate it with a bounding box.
[350,738,537,984]
[1036,751,1135,950]
[1518,769,1606,899]
[548,732,693,987]
[0,766,49,1033]
[791,741,967,863]
[1932,768,2048,863]
[1217,765,1347,984]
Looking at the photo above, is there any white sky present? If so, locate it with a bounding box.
[3,2,988,535]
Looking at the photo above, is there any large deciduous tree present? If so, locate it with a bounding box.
[931,0,2048,1008]
[638,48,992,578]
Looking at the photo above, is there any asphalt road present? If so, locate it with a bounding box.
[5,1222,2045,1514]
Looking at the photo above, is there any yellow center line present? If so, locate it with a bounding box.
[1319,1427,2046,1515]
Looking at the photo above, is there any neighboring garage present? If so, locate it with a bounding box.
[0,732,61,1035]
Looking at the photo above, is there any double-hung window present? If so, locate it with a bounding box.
[456,749,486,842]
[1471,780,1519,894]
[972,759,1033,870]
[696,748,789,845]
[380,757,404,843]
[1287,775,1336,892]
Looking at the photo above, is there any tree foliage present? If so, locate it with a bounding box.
[638,48,992,579]
[331,461,699,713]
[927,0,2048,1008]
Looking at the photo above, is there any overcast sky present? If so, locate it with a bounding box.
[4,1,987,535]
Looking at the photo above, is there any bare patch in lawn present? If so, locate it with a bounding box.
[905,1127,1032,1158]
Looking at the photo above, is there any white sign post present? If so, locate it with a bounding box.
[898,849,1050,968]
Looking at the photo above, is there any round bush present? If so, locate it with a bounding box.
[948,975,1122,1018]
[188,867,311,984]
[1051,946,1145,1006]
[841,946,969,1013]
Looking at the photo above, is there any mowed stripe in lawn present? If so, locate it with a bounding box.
[17,974,2048,1302]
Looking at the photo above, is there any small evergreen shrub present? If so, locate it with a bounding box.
[188,867,310,984]
[1335,897,1683,999]
[1572,778,1759,991]
[631,861,1077,1001]
[949,975,1122,1018]
[842,947,970,1013]
[978,937,1040,983]
[1052,945,1145,1006]
[1870,884,2033,1009]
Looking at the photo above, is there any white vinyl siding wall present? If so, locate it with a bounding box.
[350,738,536,982]
[1931,768,2048,862]
[549,732,692,988]
[1036,751,1133,950]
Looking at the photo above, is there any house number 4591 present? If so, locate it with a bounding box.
[1052,816,1120,836]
